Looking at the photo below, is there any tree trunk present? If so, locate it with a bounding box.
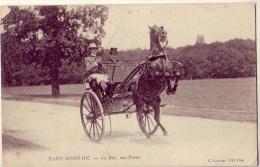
[50,65,60,97]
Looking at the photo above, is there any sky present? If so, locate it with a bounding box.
[102,4,255,50]
[0,3,256,50]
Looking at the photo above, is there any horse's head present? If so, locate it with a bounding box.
[149,25,168,55]
[149,25,167,43]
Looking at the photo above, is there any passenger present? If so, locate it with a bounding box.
[84,43,109,96]
[109,47,119,62]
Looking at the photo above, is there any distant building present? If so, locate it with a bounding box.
[196,34,205,45]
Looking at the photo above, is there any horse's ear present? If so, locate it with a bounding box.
[148,25,152,30]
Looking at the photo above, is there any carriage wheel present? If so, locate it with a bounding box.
[137,105,159,138]
[80,90,105,142]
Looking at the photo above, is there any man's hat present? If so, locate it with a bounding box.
[109,47,118,54]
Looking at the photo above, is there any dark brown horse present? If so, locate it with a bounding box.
[133,25,182,137]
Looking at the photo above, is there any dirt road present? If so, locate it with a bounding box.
[2,100,257,167]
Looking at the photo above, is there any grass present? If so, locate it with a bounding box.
[2,77,257,122]
[165,77,256,113]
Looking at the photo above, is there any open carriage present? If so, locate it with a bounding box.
[80,61,155,142]
[80,59,182,142]
[80,25,183,142]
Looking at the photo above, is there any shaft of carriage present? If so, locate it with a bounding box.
[80,61,162,142]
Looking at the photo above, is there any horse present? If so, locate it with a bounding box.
[132,25,182,137]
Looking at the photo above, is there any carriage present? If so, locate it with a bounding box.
[80,25,183,142]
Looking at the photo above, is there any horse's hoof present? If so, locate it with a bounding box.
[163,131,168,136]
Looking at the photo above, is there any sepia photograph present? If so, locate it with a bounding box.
[0,2,258,167]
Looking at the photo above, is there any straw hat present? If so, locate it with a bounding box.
[89,43,98,49]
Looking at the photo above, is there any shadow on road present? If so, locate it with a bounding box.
[105,131,135,141]
[2,134,46,150]
[103,130,170,145]
[130,135,171,145]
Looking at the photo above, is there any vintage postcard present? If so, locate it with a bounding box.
[0,2,258,167]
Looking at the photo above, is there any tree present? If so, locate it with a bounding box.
[1,5,108,96]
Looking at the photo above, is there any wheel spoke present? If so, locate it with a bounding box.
[97,117,102,120]
[147,115,151,132]
[96,121,102,131]
[83,113,92,117]
[83,102,91,113]
[81,91,104,142]
[94,103,98,114]
[95,123,101,137]
[97,115,102,120]
[88,122,93,135]
[137,105,159,137]
[91,98,98,117]
[90,96,94,110]
[84,121,90,126]
[148,115,156,128]
[93,122,96,139]
[85,96,92,108]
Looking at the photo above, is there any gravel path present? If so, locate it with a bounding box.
[2,100,257,167]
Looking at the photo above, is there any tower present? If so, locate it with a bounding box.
[196,34,205,45]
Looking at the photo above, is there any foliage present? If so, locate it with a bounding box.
[167,39,256,79]
[113,39,256,80]
[1,37,256,86]
[1,6,108,94]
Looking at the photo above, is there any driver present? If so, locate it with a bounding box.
[84,43,109,96]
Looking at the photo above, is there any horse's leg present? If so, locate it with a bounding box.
[150,96,168,136]
[133,94,145,126]
[172,74,180,92]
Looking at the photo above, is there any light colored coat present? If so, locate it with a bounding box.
[84,56,101,72]
[84,56,109,83]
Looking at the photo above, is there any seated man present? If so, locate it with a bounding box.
[109,47,119,62]
[84,43,109,97]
